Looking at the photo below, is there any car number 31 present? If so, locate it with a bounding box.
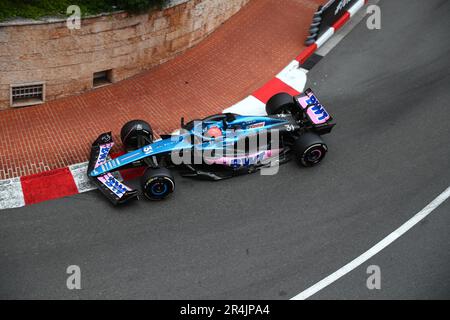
[285,124,295,131]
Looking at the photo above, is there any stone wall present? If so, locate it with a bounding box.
[0,0,250,110]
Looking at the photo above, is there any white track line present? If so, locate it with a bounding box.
[291,186,450,300]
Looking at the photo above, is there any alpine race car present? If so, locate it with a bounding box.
[87,88,335,205]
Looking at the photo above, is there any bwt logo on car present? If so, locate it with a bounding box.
[230,152,266,168]
[97,143,113,165]
[335,0,353,15]
[311,105,329,121]
[306,95,329,121]
[105,176,128,196]
[98,147,110,163]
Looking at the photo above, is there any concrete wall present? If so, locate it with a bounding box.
[0,0,250,109]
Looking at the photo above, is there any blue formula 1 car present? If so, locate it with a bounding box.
[87,89,335,205]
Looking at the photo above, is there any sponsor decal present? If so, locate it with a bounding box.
[305,95,330,122]
[205,150,280,168]
[95,143,113,169]
[230,152,265,168]
[316,0,357,37]
[100,134,111,143]
[311,105,329,121]
[335,0,352,15]
[143,146,153,154]
[297,91,330,124]
[98,174,129,198]
[248,122,265,129]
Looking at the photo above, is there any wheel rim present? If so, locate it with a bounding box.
[303,145,326,165]
[144,177,174,200]
[151,181,168,196]
[306,149,322,162]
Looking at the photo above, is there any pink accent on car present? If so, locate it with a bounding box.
[297,90,331,125]
[95,143,114,169]
[97,173,131,198]
[297,95,311,110]
[204,149,281,166]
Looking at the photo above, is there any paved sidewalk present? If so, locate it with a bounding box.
[0,0,322,180]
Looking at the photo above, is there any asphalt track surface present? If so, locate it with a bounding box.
[1,0,449,299]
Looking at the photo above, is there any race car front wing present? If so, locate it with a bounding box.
[87,132,138,205]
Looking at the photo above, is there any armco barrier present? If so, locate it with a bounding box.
[305,0,361,46]
[301,0,366,59]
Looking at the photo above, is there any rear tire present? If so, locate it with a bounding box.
[120,120,153,151]
[293,132,328,167]
[266,93,296,115]
[141,167,175,201]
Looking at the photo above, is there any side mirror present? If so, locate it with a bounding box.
[181,117,185,128]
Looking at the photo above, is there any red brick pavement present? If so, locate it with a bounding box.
[0,0,323,180]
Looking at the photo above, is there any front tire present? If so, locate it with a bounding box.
[141,167,175,201]
[266,92,296,115]
[120,120,153,151]
[293,132,328,167]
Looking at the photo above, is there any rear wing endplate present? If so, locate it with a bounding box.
[296,88,335,134]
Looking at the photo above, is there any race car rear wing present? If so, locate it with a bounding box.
[296,88,335,135]
[87,132,138,205]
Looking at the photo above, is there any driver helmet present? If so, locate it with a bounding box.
[205,126,223,139]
